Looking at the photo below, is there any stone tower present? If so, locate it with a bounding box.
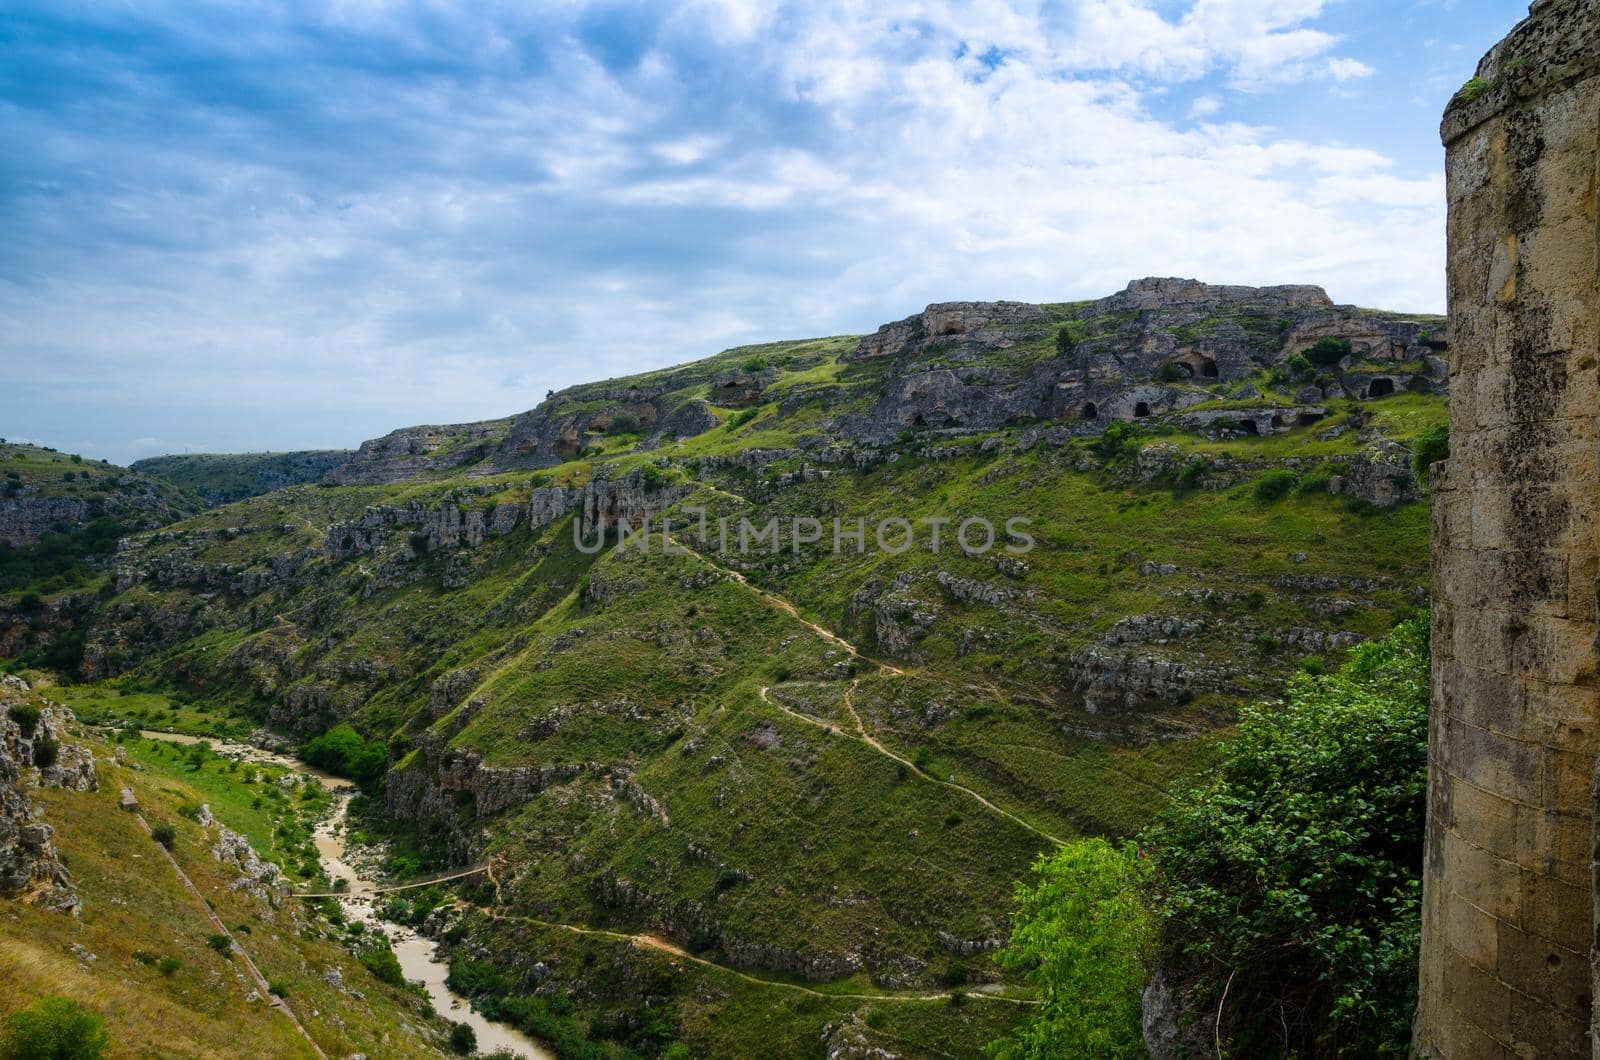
[1419,0,1600,1056]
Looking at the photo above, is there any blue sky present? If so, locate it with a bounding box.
[1,0,1523,464]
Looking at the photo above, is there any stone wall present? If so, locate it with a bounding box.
[1419,1,1600,1055]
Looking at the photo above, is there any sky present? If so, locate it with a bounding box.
[1,0,1525,465]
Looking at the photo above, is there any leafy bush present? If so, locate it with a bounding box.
[32,736,59,768]
[724,407,758,431]
[359,945,406,987]
[1252,469,1297,502]
[1144,617,1429,1056]
[205,934,232,955]
[156,956,181,977]
[1304,337,1352,367]
[449,1022,477,1054]
[605,411,641,435]
[302,725,387,788]
[0,996,107,1059]
[740,354,768,373]
[1413,422,1449,483]
[150,823,176,849]
[1175,456,1209,492]
[6,703,40,737]
[1157,361,1184,382]
[990,838,1153,1058]
[1094,420,1140,462]
[1286,353,1313,376]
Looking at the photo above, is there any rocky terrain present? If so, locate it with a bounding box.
[132,450,355,506]
[0,675,94,913]
[0,278,1445,1057]
[0,442,194,547]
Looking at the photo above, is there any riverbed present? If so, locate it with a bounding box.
[139,729,550,1059]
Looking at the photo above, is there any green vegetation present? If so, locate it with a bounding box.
[150,822,176,849]
[1145,617,1428,1055]
[1414,422,1449,482]
[1252,468,1297,501]
[1305,336,1352,366]
[0,996,107,1060]
[995,618,1428,1056]
[302,724,388,788]
[990,839,1152,1058]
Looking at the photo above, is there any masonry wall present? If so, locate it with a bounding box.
[1419,1,1600,1055]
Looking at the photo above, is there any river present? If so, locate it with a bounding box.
[138,730,551,1059]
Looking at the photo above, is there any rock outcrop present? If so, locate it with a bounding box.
[0,675,94,913]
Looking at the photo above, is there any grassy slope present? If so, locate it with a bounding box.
[12,323,1445,1057]
[0,727,450,1058]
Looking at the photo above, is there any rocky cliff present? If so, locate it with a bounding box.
[0,675,96,913]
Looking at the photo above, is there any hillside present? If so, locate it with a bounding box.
[132,452,355,507]
[1,278,1447,1057]
[0,677,458,1058]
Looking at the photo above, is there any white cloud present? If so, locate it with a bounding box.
[1327,56,1376,81]
[1189,94,1224,117]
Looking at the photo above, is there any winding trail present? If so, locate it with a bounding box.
[760,683,1065,846]
[478,862,1036,1007]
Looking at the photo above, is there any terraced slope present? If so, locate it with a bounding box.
[2,278,1445,1057]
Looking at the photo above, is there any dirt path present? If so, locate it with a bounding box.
[671,538,903,675]
[760,682,1064,847]
[481,906,1037,1007]
[133,811,328,1059]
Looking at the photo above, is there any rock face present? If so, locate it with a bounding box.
[1417,4,1600,1057]
[131,450,354,505]
[0,675,94,913]
[838,280,1445,444]
[324,420,512,485]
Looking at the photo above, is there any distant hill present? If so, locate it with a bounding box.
[132,450,355,506]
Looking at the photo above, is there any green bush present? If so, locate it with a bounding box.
[1175,456,1209,491]
[150,823,176,849]
[1144,617,1429,1055]
[1157,361,1184,382]
[1094,420,1140,462]
[605,411,641,435]
[449,1021,477,1054]
[990,838,1153,1058]
[1286,353,1313,376]
[1252,469,1297,502]
[1305,337,1352,367]
[32,736,59,768]
[359,945,406,987]
[1413,422,1449,483]
[740,354,768,373]
[301,725,387,788]
[156,956,181,977]
[205,934,232,955]
[724,407,758,431]
[0,996,107,1060]
[6,703,40,737]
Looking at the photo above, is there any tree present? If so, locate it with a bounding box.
[1,996,108,1059]
[1143,617,1429,1056]
[989,839,1153,1059]
[449,1021,478,1054]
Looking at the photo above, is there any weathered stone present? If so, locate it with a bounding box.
[1418,3,1600,1056]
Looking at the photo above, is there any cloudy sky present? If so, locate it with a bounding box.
[2,0,1521,464]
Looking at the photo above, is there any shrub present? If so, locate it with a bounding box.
[1413,422,1449,483]
[267,981,289,998]
[1305,336,1352,366]
[150,823,176,849]
[449,1022,478,1055]
[205,934,232,955]
[6,703,40,737]
[32,736,59,768]
[991,838,1153,1058]
[1157,361,1184,382]
[0,996,108,1059]
[1094,420,1140,462]
[1286,353,1313,376]
[1175,456,1209,492]
[16,592,43,614]
[1252,469,1297,502]
[1144,617,1429,1056]
[605,411,641,435]
[725,407,758,431]
[156,956,181,977]
[359,946,406,987]
[740,354,768,373]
